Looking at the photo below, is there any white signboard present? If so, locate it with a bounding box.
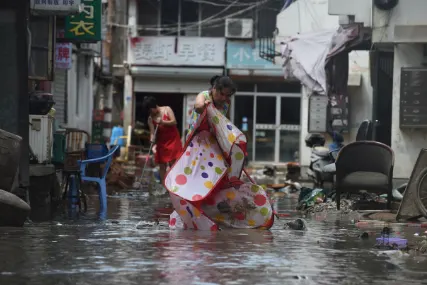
[55,43,73,69]
[130,37,225,66]
[30,0,80,15]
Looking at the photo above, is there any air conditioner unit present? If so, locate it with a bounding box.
[225,18,253,39]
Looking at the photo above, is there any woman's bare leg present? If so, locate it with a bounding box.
[159,163,167,182]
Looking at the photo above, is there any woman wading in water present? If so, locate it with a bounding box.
[164,76,274,231]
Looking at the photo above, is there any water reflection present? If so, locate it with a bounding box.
[0,192,426,284]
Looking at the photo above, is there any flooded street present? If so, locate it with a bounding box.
[1,190,427,285]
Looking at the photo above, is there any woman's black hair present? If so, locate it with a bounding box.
[210,75,236,95]
[210,75,221,87]
[142,96,157,112]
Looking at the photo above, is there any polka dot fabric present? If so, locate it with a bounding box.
[164,130,228,202]
[201,183,273,229]
[169,193,217,231]
[228,146,245,180]
[206,104,247,164]
[165,102,274,230]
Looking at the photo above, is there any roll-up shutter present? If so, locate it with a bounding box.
[53,69,67,125]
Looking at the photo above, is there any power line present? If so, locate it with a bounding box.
[164,0,263,35]
[108,0,271,34]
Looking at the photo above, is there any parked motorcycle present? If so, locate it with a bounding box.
[305,130,344,187]
[305,120,374,187]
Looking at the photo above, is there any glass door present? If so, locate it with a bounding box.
[279,96,301,163]
[254,96,278,161]
[234,96,254,161]
[233,93,301,163]
[253,95,301,163]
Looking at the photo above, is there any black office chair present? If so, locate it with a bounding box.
[355,120,373,141]
[335,141,394,210]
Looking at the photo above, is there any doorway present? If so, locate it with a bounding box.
[233,94,301,163]
[372,51,394,146]
[135,93,184,135]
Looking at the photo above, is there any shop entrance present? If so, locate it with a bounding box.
[135,92,184,138]
[372,50,393,146]
[232,92,301,163]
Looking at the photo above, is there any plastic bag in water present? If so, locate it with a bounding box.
[297,188,326,210]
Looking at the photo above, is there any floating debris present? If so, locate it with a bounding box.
[135,220,159,230]
[359,232,369,239]
[284,219,307,231]
[304,199,354,215]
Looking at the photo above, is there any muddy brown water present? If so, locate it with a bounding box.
[0,190,427,285]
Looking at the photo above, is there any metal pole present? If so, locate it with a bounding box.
[137,124,159,189]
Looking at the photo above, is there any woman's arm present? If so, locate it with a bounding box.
[160,107,177,126]
[194,92,210,114]
[147,117,156,143]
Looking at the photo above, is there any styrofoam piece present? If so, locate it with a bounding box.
[376,237,407,249]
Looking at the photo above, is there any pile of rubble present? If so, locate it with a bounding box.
[304,199,354,214]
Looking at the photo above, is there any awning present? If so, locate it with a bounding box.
[131,66,224,93]
[130,66,223,79]
[228,69,284,77]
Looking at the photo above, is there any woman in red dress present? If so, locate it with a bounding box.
[143,96,182,182]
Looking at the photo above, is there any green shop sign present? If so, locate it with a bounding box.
[65,0,101,42]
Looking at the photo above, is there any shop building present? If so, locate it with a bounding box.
[226,40,301,163]
[328,0,427,178]
[275,0,373,169]
[123,0,302,163]
[128,36,226,140]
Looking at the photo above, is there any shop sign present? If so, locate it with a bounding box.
[64,0,102,42]
[56,28,65,39]
[226,40,281,69]
[30,0,80,15]
[129,37,225,66]
[55,43,73,69]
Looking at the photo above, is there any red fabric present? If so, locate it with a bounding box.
[198,116,210,132]
[153,113,182,164]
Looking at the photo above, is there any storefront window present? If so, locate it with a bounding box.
[234,96,254,161]
[29,15,54,81]
[255,96,276,161]
[256,96,276,124]
[232,90,301,163]
[280,97,301,125]
[280,130,299,162]
[255,130,275,161]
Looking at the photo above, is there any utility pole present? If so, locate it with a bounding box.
[102,0,114,143]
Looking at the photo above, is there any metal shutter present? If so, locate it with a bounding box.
[53,69,67,126]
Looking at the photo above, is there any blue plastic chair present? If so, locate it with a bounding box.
[78,145,120,214]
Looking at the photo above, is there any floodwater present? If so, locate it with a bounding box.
[1,190,427,285]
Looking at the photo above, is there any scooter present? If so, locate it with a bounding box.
[305,130,344,187]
